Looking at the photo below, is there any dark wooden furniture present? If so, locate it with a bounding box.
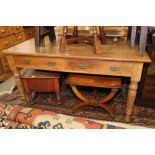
[21,69,60,102]
[66,74,122,117]
[0,26,34,81]
[34,26,56,48]
[59,26,106,54]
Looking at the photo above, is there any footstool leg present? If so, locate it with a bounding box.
[98,88,118,104]
[72,102,89,113]
[53,79,61,104]
[97,88,118,117]
[98,104,114,118]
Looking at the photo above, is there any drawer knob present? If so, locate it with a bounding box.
[109,66,120,71]
[1,29,5,33]
[21,60,30,64]
[77,64,89,69]
[47,61,56,66]
[4,41,9,45]
[18,36,22,39]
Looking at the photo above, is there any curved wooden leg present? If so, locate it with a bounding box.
[98,88,118,104]
[70,85,116,117]
[97,88,118,118]
[72,102,89,113]
[70,85,90,103]
[97,104,114,118]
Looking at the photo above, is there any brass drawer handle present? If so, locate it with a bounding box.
[77,64,89,69]
[109,66,120,71]
[21,60,30,64]
[47,61,56,66]
[4,41,9,45]
[18,36,22,39]
[1,29,5,33]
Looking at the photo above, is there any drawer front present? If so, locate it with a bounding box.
[11,26,24,34]
[65,59,133,76]
[0,26,12,38]
[24,28,34,40]
[13,56,133,77]
[2,61,10,73]
[14,32,26,44]
[0,35,16,50]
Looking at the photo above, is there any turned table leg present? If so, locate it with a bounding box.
[14,68,27,104]
[125,81,138,122]
[125,63,143,122]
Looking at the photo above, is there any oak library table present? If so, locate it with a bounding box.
[2,37,151,122]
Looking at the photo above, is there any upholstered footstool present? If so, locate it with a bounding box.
[66,74,122,118]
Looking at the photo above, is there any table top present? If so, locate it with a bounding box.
[2,37,151,63]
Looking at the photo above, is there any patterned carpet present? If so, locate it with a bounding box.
[0,81,155,128]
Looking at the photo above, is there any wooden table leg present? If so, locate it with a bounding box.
[6,55,27,104]
[125,81,138,122]
[125,63,143,122]
[14,68,27,104]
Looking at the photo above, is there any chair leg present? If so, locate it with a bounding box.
[59,26,67,52]
[73,26,78,37]
[99,26,107,44]
[53,79,60,103]
[93,26,102,55]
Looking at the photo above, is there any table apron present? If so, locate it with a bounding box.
[12,55,134,77]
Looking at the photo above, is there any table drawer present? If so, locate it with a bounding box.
[2,61,10,73]
[14,56,66,71]
[66,59,133,76]
[0,26,13,38]
[0,35,16,50]
[14,32,26,44]
[11,26,24,34]
[13,56,133,77]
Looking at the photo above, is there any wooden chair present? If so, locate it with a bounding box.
[34,26,56,48]
[59,26,106,55]
[66,74,122,117]
[21,69,60,102]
